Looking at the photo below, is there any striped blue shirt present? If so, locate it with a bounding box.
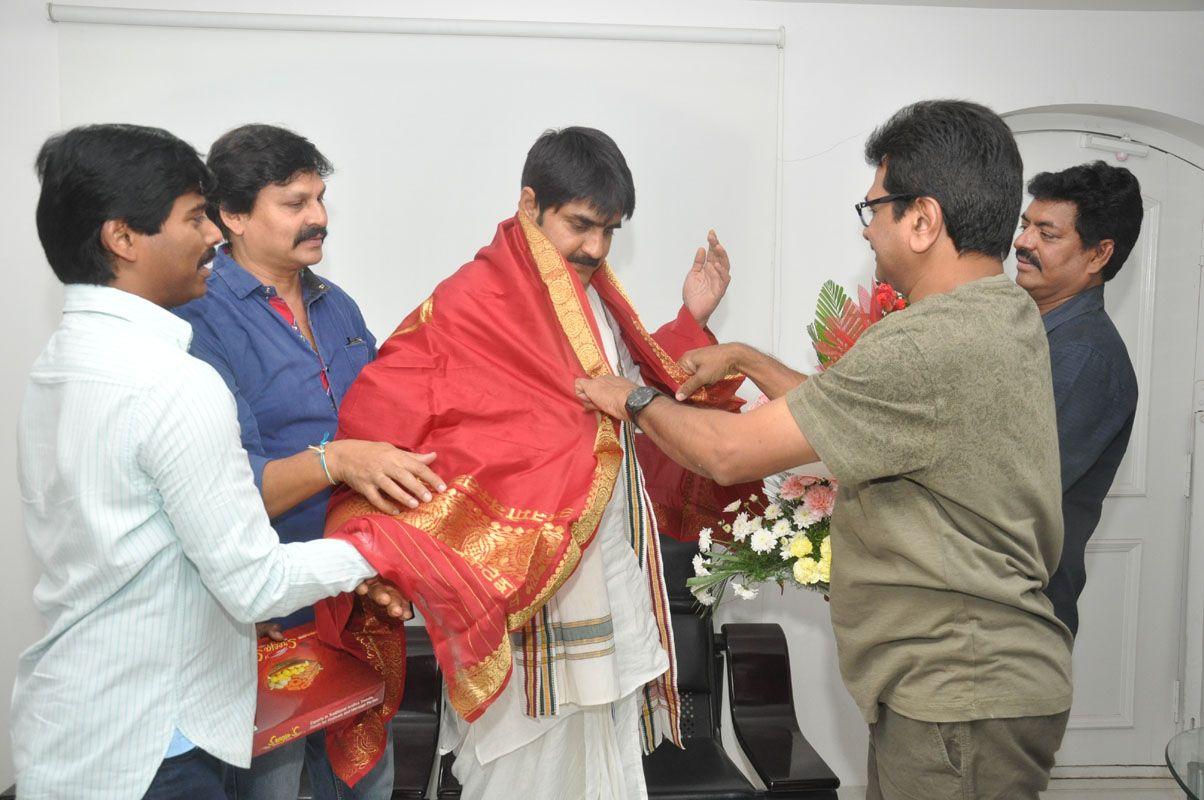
[12,285,375,800]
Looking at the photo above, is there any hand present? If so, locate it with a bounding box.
[682,229,731,328]
[326,440,447,515]
[676,343,746,401]
[256,621,285,642]
[575,375,638,421]
[355,577,414,620]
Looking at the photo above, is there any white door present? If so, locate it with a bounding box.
[1008,124,1204,767]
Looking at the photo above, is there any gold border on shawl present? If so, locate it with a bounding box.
[596,265,692,385]
[395,294,435,336]
[505,213,623,629]
[448,636,513,716]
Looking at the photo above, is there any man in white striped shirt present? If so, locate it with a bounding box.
[11,124,403,800]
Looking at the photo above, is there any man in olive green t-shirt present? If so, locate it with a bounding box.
[575,100,1073,800]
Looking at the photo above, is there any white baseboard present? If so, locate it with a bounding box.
[1051,765,1172,779]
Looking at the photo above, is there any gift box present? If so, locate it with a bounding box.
[252,623,385,755]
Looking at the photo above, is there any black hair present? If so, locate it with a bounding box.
[34,124,213,285]
[864,100,1023,260]
[205,124,333,236]
[1027,161,1143,281]
[521,126,636,220]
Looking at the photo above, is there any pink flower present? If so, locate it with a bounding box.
[779,474,819,501]
[803,484,837,517]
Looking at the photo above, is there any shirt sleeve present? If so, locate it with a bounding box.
[1050,342,1134,489]
[186,318,271,491]
[785,323,937,486]
[133,358,374,624]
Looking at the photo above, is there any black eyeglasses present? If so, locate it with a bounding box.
[855,193,918,227]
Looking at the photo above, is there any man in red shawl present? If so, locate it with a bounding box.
[317,127,746,799]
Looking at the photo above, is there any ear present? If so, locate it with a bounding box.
[219,206,246,238]
[518,187,539,221]
[1084,239,1114,278]
[907,196,944,254]
[99,219,138,265]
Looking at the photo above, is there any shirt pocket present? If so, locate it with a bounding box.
[339,338,373,374]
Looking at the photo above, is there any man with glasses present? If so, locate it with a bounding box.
[575,100,1073,800]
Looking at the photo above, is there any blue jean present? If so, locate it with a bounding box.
[143,747,229,800]
[229,728,394,800]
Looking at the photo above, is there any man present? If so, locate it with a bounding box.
[576,101,1074,800]
[315,126,739,799]
[13,124,403,800]
[1013,161,1142,637]
[175,124,434,799]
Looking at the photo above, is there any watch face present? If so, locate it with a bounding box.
[626,386,659,418]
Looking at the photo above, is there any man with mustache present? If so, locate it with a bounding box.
[175,124,436,799]
[316,126,739,799]
[1013,161,1142,637]
[15,123,405,800]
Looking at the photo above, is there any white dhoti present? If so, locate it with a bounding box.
[439,286,673,800]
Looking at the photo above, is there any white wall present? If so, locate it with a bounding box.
[3,0,1203,789]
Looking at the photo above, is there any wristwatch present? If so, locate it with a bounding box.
[624,386,663,429]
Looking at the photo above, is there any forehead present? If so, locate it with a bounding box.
[170,190,207,215]
[553,199,622,227]
[260,170,326,198]
[866,163,888,196]
[1023,198,1078,227]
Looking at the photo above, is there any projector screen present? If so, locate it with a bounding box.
[56,17,781,351]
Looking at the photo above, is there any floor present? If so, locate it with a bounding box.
[836,778,1185,799]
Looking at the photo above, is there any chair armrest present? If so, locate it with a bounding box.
[720,623,840,797]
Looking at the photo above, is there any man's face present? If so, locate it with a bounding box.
[139,191,221,308]
[231,170,328,271]
[535,199,622,280]
[861,164,910,291]
[1013,199,1101,305]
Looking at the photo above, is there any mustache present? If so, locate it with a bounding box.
[1015,247,1041,269]
[294,226,328,246]
[568,254,600,269]
[197,247,217,268]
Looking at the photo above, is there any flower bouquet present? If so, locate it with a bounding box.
[686,474,837,607]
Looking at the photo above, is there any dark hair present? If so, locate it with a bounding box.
[206,124,332,236]
[864,100,1022,260]
[1027,161,1143,281]
[34,124,213,285]
[521,126,636,220]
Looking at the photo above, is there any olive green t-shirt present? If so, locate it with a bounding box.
[787,274,1073,724]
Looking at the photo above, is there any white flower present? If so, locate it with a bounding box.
[698,527,713,552]
[779,539,794,561]
[771,519,792,537]
[750,528,777,554]
[749,493,759,503]
[732,512,758,542]
[692,553,711,577]
[793,506,820,529]
[733,582,758,600]
[694,588,716,606]
[764,503,782,520]
[723,499,741,513]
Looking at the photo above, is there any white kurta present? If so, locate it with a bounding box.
[441,285,669,800]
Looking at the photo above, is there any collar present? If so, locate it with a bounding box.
[62,284,193,350]
[212,244,329,302]
[1042,284,1105,334]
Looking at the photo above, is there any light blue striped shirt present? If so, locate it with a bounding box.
[11,285,375,800]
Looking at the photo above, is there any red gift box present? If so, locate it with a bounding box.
[252,623,385,755]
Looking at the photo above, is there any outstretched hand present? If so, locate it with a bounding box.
[682,229,731,328]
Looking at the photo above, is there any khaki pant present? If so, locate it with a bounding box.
[866,705,1070,800]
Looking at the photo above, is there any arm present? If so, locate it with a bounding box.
[676,343,807,402]
[136,362,381,624]
[1050,343,1136,489]
[575,376,818,485]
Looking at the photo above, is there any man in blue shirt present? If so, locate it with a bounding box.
[1013,160,1142,637]
[176,125,439,799]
